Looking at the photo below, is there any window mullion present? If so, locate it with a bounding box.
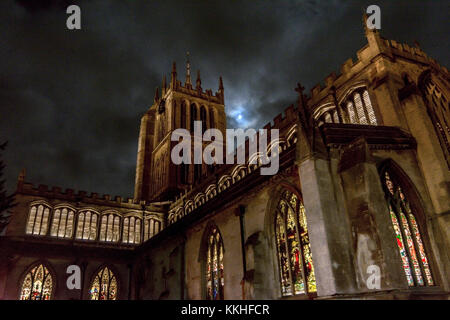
[107,271,113,300]
[282,211,295,295]
[31,206,36,235]
[57,210,62,237]
[393,198,418,287]
[401,200,429,284]
[360,90,371,125]
[41,270,47,300]
[293,202,308,294]
[82,214,86,239]
[209,240,214,300]
[38,206,43,235]
[215,238,220,299]
[274,213,286,297]
[29,269,35,300]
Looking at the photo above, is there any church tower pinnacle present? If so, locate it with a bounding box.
[185,52,192,88]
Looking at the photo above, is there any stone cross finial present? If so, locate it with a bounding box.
[295,82,305,94]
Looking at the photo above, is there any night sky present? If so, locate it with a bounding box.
[0,0,449,198]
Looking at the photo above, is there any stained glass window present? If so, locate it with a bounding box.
[275,190,316,297]
[26,204,50,236]
[205,226,224,300]
[20,264,53,300]
[90,267,118,300]
[382,170,434,287]
[75,211,98,240]
[50,207,74,238]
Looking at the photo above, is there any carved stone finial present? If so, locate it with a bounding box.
[196,70,202,90]
[154,87,159,102]
[295,82,305,94]
[219,76,224,91]
[185,52,191,86]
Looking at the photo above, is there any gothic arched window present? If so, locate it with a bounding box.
[181,101,186,129]
[190,103,197,133]
[75,210,98,240]
[50,207,74,238]
[20,263,53,300]
[200,105,207,133]
[381,169,434,287]
[316,106,339,126]
[180,162,188,184]
[99,214,121,242]
[204,225,224,300]
[341,88,377,125]
[90,267,118,300]
[173,100,177,128]
[194,164,202,182]
[420,75,450,167]
[122,216,142,244]
[275,189,316,297]
[209,108,215,129]
[26,204,51,236]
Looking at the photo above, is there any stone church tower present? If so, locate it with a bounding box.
[134,57,227,202]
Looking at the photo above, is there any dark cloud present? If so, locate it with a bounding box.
[0,0,448,197]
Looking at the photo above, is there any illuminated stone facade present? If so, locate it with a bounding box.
[0,26,449,300]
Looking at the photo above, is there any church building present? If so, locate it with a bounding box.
[0,23,448,300]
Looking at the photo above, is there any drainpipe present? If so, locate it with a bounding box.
[127,263,133,300]
[79,262,87,300]
[236,205,246,299]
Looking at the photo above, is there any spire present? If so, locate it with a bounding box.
[362,11,383,55]
[414,40,421,49]
[18,168,26,182]
[217,76,224,104]
[196,70,202,90]
[362,12,370,36]
[185,51,191,86]
[154,87,159,103]
[295,82,310,130]
[17,168,26,190]
[172,61,177,73]
[162,75,167,93]
[171,61,177,88]
[219,76,224,91]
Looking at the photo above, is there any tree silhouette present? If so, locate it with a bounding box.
[0,141,16,234]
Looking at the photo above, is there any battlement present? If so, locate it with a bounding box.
[383,38,449,75]
[169,81,224,105]
[17,181,160,209]
[262,104,298,132]
[307,32,449,106]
